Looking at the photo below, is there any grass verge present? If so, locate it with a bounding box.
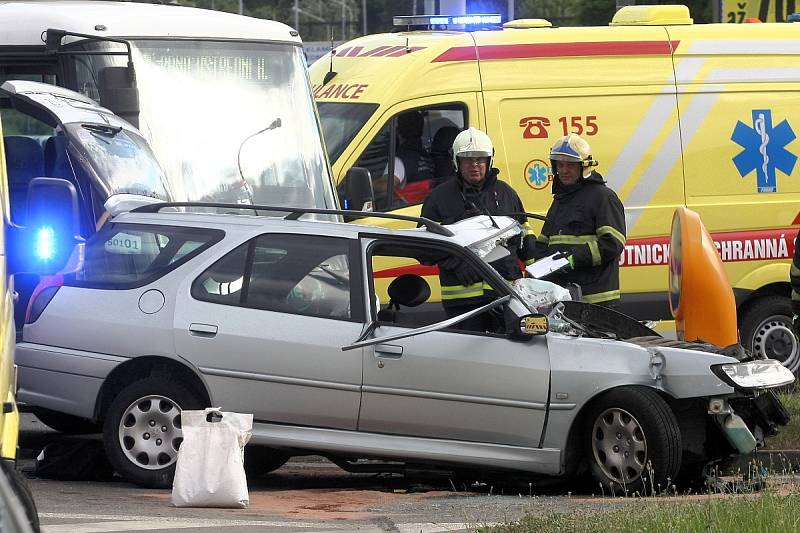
[764,388,800,450]
[482,488,800,533]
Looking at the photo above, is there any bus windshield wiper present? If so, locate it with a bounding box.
[82,123,123,136]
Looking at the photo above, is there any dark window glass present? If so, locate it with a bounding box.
[192,234,354,321]
[65,224,223,289]
[192,243,249,305]
[354,105,467,212]
[316,102,378,164]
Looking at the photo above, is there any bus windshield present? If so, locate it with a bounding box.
[70,40,336,209]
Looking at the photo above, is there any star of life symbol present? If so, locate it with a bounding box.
[731,109,797,193]
[524,159,552,190]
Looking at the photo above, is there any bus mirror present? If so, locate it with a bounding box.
[98,66,140,128]
[341,166,374,212]
[8,177,84,275]
[44,29,67,53]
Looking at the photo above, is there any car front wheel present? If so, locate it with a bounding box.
[584,387,681,495]
[103,378,204,488]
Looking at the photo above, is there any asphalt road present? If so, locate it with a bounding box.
[17,413,800,533]
[17,413,588,533]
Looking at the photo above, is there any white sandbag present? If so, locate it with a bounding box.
[171,408,253,508]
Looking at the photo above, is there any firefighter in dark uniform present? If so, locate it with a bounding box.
[533,133,626,307]
[421,127,536,329]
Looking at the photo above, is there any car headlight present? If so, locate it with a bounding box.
[711,359,796,389]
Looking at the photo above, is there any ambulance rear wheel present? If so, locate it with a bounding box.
[739,296,799,374]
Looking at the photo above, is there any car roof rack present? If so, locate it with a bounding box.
[129,201,455,237]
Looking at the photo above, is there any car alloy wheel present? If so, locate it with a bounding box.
[590,407,647,485]
[103,378,204,488]
[584,386,681,495]
[118,394,183,470]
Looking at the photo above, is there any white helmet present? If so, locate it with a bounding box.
[452,127,494,168]
[549,133,598,177]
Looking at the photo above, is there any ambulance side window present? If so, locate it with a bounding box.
[354,105,466,212]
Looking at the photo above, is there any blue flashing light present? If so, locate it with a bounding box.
[393,13,502,29]
[35,226,56,262]
[452,14,502,25]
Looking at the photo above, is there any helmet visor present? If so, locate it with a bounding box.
[550,152,583,163]
[456,150,492,159]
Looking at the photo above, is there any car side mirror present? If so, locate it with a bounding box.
[98,66,140,128]
[7,177,84,275]
[340,166,375,212]
[512,312,549,340]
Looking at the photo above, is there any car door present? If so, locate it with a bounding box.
[174,232,365,430]
[356,236,551,448]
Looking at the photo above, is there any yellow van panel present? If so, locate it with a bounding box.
[0,115,18,460]
[314,20,800,322]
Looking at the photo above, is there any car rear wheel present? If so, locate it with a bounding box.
[584,387,681,495]
[739,295,799,374]
[32,407,101,435]
[103,378,204,488]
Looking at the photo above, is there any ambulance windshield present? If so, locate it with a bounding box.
[316,102,378,164]
[70,40,336,209]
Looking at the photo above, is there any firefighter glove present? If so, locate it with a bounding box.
[440,256,482,286]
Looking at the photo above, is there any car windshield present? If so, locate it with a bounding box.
[316,101,378,165]
[70,39,337,209]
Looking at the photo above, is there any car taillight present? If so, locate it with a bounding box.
[25,275,64,324]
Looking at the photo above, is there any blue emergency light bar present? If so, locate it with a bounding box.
[393,14,502,29]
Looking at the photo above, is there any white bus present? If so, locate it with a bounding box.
[0,1,338,215]
[0,1,339,328]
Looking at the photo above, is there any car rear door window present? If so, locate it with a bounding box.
[192,234,360,321]
[65,223,223,288]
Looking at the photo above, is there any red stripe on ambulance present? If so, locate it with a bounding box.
[620,228,798,267]
[432,40,680,62]
[374,264,439,278]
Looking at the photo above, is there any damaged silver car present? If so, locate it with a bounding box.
[16,206,794,492]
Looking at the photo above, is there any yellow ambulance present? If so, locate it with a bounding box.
[310,5,800,372]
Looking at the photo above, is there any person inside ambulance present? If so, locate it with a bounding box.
[390,110,436,205]
[421,127,536,331]
[430,125,461,183]
[533,133,626,307]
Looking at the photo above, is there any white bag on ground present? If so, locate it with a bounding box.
[171,408,253,508]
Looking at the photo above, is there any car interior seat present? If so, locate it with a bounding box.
[377,274,431,324]
[44,135,72,179]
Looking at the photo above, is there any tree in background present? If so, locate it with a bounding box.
[167,0,715,41]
